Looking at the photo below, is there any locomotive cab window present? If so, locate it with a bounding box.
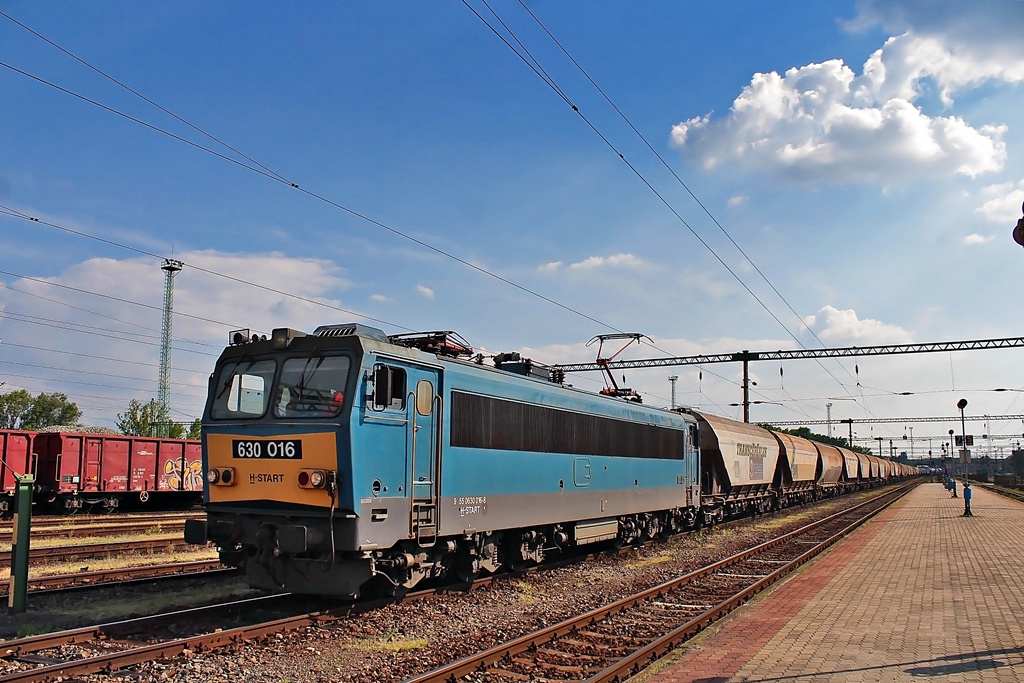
[371,364,406,411]
[210,359,277,419]
[273,355,351,419]
[415,379,434,416]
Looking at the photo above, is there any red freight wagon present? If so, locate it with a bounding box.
[0,430,36,514]
[34,432,202,513]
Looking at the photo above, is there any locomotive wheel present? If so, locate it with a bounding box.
[454,562,479,583]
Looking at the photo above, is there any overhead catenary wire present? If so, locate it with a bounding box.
[0,369,207,398]
[0,358,206,392]
[3,10,810,381]
[1,340,207,374]
[0,207,410,333]
[0,9,946,428]
[464,0,865,413]
[0,53,623,336]
[0,310,218,357]
[511,0,864,400]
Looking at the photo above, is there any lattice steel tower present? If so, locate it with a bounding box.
[158,259,183,437]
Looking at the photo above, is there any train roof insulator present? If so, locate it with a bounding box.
[387,331,474,358]
[493,352,563,383]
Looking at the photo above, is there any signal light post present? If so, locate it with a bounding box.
[957,398,970,517]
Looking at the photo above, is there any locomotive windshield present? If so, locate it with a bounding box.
[209,354,352,420]
[272,355,351,419]
[210,359,277,419]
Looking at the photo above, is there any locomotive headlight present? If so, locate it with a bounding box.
[298,469,328,489]
[206,468,236,486]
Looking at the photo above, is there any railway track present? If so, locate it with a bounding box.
[0,591,387,681]
[0,537,193,570]
[0,560,232,602]
[980,482,1024,504]
[0,511,202,529]
[0,510,201,536]
[0,485,912,682]
[0,519,188,545]
[405,482,915,683]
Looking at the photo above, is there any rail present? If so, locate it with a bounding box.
[403,483,915,682]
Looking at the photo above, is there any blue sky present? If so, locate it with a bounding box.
[1,1,1023,457]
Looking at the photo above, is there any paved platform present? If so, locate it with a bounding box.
[649,482,1024,683]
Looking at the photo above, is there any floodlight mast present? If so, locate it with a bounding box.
[158,259,183,438]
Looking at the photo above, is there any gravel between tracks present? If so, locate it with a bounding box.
[34,494,873,683]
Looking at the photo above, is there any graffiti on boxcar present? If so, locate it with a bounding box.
[165,458,205,491]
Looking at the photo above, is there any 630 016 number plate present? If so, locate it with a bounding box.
[232,439,303,459]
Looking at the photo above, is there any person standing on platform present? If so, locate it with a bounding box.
[963,482,973,516]
[950,479,957,498]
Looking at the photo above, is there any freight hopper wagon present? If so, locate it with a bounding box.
[186,324,702,598]
[771,431,822,507]
[691,412,783,523]
[33,432,203,513]
[812,442,844,496]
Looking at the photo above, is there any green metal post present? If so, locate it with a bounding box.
[8,474,33,614]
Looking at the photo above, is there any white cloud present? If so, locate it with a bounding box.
[976,180,1024,223]
[416,284,435,299]
[963,233,995,245]
[369,293,390,302]
[0,250,356,427]
[849,1,1024,78]
[802,305,913,344]
[538,261,563,272]
[861,33,1024,107]
[569,253,645,270]
[671,21,1015,183]
[728,195,748,207]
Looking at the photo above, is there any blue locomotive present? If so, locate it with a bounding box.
[185,324,701,597]
[184,324,916,597]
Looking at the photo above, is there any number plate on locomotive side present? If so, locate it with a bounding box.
[232,439,303,459]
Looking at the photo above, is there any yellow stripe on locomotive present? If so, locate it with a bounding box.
[206,432,338,507]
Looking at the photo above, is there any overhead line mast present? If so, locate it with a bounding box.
[158,259,183,437]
